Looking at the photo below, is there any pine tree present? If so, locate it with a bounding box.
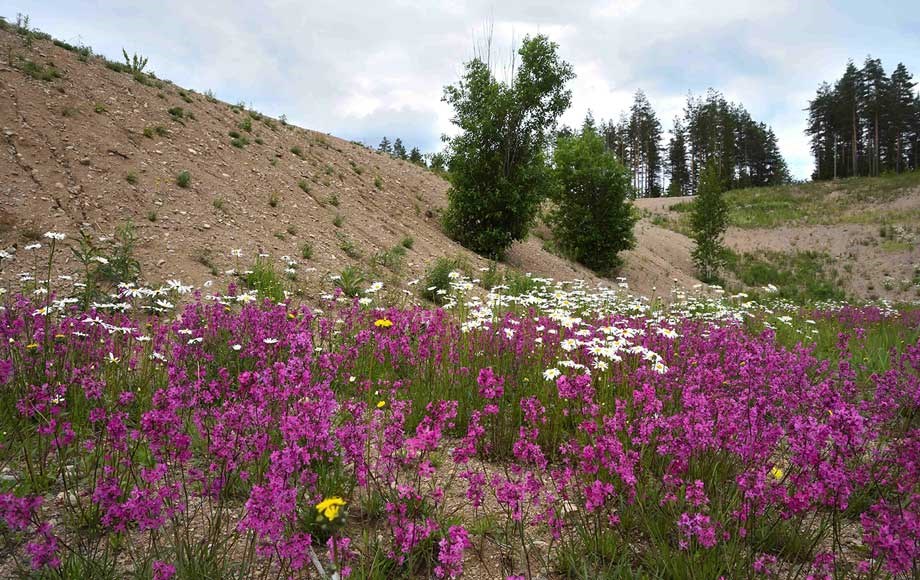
[626,91,663,197]
[667,119,690,196]
[806,58,919,178]
[689,160,728,283]
[860,57,889,176]
[392,138,407,160]
[835,61,861,176]
[889,63,916,173]
[806,83,838,179]
[408,147,425,166]
[378,136,391,155]
[428,152,447,173]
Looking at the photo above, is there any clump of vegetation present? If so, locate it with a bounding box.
[143,125,168,139]
[298,180,310,193]
[374,176,383,190]
[167,107,185,121]
[422,256,467,305]
[290,146,304,158]
[176,171,191,188]
[269,192,280,208]
[193,248,220,277]
[122,48,148,74]
[400,236,414,250]
[374,245,407,271]
[239,116,253,133]
[15,58,62,82]
[244,257,285,302]
[53,38,92,61]
[724,249,845,302]
[94,103,107,114]
[338,235,361,259]
[333,214,344,228]
[125,171,138,185]
[69,223,142,307]
[336,265,365,297]
[301,242,313,260]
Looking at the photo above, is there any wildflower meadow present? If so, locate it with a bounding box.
[1,236,919,579]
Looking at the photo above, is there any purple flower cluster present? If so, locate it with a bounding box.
[0,293,917,577]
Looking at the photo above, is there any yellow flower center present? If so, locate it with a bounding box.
[374,319,393,328]
[770,466,784,480]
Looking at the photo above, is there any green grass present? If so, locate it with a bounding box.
[421,257,468,305]
[16,58,62,81]
[244,258,285,302]
[723,249,846,302]
[725,172,920,229]
[880,239,913,252]
[666,172,920,230]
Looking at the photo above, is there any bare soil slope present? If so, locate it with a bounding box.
[0,28,614,299]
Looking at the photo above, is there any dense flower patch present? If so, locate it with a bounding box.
[0,275,918,578]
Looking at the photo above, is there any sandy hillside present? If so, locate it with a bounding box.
[1,27,641,300]
[635,185,920,301]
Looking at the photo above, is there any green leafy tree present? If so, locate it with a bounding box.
[427,152,447,174]
[549,123,636,273]
[442,34,575,258]
[690,160,728,282]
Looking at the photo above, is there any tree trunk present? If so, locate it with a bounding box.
[874,112,879,176]
[852,106,858,177]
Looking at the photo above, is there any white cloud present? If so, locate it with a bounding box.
[9,0,920,179]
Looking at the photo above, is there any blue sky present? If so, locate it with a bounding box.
[4,0,919,180]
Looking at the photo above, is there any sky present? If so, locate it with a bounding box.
[4,0,920,180]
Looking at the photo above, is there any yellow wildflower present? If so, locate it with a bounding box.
[770,466,784,480]
[376,400,386,409]
[287,312,296,320]
[26,343,39,351]
[374,318,393,328]
[316,496,346,521]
